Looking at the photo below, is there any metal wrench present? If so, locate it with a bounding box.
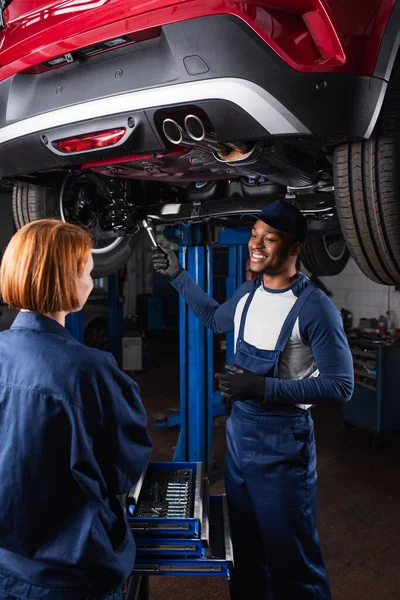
[141,218,158,248]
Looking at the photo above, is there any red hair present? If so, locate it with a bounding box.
[0,219,93,313]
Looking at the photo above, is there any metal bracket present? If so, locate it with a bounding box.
[190,200,202,219]
[147,194,335,225]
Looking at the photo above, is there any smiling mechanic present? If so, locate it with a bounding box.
[152,200,354,600]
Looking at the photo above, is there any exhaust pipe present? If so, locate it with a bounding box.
[162,118,195,147]
[162,118,227,153]
[184,114,250,154]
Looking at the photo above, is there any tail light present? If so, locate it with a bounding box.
[55,128,126,153]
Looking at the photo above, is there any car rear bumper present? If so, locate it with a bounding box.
[0,15,386,178]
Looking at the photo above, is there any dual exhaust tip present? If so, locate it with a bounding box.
[162,115,249,156]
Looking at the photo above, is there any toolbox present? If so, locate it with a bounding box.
[342,333,400,445]
[125,462,233,579]
[132,495,232,577]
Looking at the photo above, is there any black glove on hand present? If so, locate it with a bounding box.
[152,245,183,280]
[215,363,266,403]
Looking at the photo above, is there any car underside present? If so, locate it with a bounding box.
[2,1,400,282]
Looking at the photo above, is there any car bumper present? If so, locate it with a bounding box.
[0,15,386,178]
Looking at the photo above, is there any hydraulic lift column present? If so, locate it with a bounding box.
[172,225,250,471]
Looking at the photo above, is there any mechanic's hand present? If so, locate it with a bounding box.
[152,245,183,280]
[215,363,265,403]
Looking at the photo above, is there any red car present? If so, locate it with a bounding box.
[1,0,399,282]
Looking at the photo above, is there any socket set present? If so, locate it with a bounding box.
[125,462,233,578]
[127,462,203,538]
[134,469,193,519]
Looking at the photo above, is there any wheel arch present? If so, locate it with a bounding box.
[363,1,400,138]
[374,0,400,82]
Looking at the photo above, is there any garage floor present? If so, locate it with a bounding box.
[133,333,400,600]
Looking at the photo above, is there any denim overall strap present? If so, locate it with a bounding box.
[272,283,316,376]
[237,279,262,341]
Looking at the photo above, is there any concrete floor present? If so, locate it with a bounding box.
[133,333,400,600]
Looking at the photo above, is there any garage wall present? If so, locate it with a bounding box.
[302,258,400,329]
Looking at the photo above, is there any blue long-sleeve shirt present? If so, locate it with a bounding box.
[0,312,153,599]
[171,270,354,406]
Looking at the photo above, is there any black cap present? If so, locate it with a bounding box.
[243,200,307,243]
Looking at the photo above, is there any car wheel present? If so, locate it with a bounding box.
[12,177,140,278]
[300,232,349,276]
[333,64,400,285]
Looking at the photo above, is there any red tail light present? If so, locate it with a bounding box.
[303,11,345,63]
[56,128,126,153]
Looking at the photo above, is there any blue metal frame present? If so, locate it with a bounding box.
[107,272,123,362]
[65,311,84,342]
[207,244,216,469]
[223,230,248,363]
[174,245,188,462]
[172,226,249,469]
[218,227,251,246]
[65,274,123,361]
[187,245,206,462]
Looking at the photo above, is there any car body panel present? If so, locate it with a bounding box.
[0,13,387,180]
[0,0,397,82]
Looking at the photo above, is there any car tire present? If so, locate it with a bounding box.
[12,181,139,278]
[333,64,400,285]
[300,232,349,276]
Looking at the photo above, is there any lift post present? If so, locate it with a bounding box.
[219,227,249,360]
[172,225,249,470]
[65,310,84,343]
[107,271,124,362]
[66,273,124,360]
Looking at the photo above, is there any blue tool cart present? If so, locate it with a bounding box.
[341,333,400,448]
[125,462,233,583]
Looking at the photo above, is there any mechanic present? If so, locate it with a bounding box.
[0,220,153,600]
[152,200,354,600]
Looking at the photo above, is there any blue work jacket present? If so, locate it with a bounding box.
[0,312,153,599]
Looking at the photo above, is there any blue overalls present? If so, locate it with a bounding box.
[225,280,331,600]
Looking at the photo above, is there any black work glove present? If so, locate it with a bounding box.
[215,363,266,403]
[152,245,183,280]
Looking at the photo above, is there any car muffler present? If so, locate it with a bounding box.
[214,139,316,187]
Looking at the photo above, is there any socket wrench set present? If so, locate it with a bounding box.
[127,462,203,538]
[126,462,233,578]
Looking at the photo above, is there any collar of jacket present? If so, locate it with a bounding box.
[11,311,77,341]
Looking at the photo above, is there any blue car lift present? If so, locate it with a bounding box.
[66,272,123,360]
[161,225,250,472]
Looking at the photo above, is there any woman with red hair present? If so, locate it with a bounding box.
[0,219,152,600]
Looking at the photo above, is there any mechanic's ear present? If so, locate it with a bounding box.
[290,242,302,257]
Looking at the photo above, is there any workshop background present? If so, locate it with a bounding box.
[303,259,399,332]
[1,188,400,600]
